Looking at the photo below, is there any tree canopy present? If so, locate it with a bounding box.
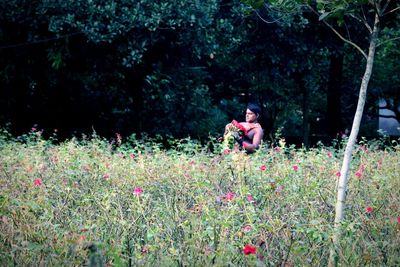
[0,0,399,142]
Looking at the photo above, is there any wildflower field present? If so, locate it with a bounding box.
[0,130,399,266]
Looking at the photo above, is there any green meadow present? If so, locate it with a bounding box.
[1,131,399,266]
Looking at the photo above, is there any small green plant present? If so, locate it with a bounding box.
[0,130,399,266]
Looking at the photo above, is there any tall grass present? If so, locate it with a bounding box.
[0,129,399,266]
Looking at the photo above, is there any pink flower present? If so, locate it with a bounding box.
[103,174,110,180]
[242,224,252,233]
[33,178,43,187]
[116,133,122,146]
[359,145,368,153]
[226,192,235,201]
[293,165,299,171]
[130,153,135,159]
[355,171,362,178]
[397,217,400,224]
[259,165,266,171]
[133,187,143,196]
[31,127,37,132]
[82,165,90,172]
[243,245,257,255]
[275,185,284,193]
[336,171,341,177]
[366,207,373,214]
[326,151,332,158]
[246,195,255,203]
[223,149,230,155]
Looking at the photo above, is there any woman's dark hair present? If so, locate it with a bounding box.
[247,103,261,115]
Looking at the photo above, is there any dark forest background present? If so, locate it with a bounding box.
[1,0,399,146]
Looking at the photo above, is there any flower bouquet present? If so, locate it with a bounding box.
[222,120,247,152]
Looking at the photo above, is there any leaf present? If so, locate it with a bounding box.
[241,0,264,9]
[318,11,331,21]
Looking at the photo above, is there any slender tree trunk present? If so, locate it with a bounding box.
[328,13,380,267]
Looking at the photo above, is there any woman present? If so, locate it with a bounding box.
[224,103,264,153]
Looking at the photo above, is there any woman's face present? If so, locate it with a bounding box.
[245,109,258,123]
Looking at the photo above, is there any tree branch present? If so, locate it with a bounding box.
[350,14,372,33]
[377,36,400,47]
[382,0,392,14]
[383,6,400,16]
[323,21,368,59]
[344,22,352,42]
[254,9,283,24]
[368,0,382,17]
[255,3,305,24]
[375,0,383,16]
[306,5,368,59]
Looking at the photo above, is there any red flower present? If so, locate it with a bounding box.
[335,171,341,177]
[355,164,364,179]
[226,192,235,201]
[293,165,299,171]
[33,178,43,187]
[133,187,143,196]
[259,165,266,171]
[397,217,400,224]
[232,120,248,135]
[366,207,373,214]
[243,245,257,255]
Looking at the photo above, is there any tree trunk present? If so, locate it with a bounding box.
[328,13,380,267]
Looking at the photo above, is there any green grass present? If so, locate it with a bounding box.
[0,130,399,266]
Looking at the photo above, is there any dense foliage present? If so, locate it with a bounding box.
[0,130,399,266]
[0,0,399,141]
